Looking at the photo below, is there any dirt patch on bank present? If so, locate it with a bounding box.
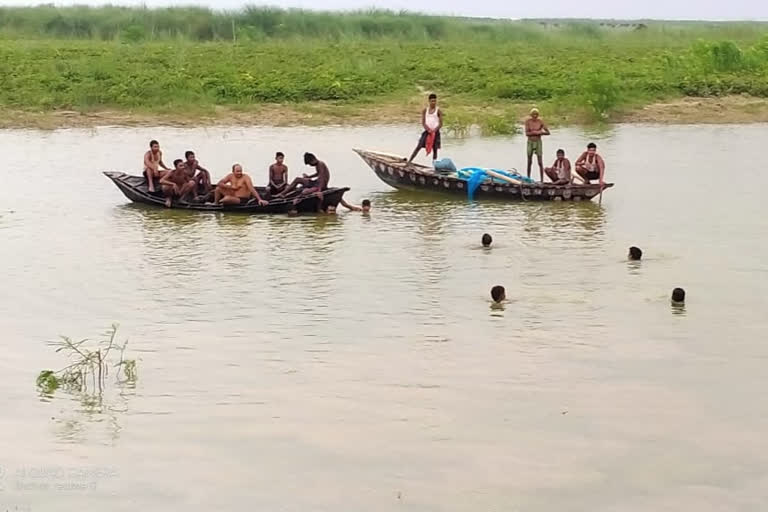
[2,96,768,130]
[618,96,768,124]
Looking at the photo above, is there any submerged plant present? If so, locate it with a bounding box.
[37,324,137,396]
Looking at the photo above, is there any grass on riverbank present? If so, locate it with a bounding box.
[1,7,768,129]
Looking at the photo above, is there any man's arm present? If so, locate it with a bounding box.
[421,108,428,131]
[524,120,535,137]
[268,165,277,187]
[216,173,233,187]
[195,163,209,174]
[245,176,268,204]
[575,152,587,166]
[158,151,170,170]
[340,198,362,211]
[597,156,606,185]
[159,172,178,191]
[282,166,288,184]
[540,123,550,136]
[437,109,443,131]
[143,152,153,170]
[564,160,572,181]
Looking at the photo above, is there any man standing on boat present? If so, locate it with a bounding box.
[525,108,550,182]
[574,142,606,187]
[143,139,170,193]
[408,93,443,164]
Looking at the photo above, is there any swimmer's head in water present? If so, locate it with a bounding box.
[671,287,686,303]
[173,159,184,170]
[482,233,493,247]
[232,163,243,177]
[491,285,506,303]
[629,246,643,261]
[362,199,371,213]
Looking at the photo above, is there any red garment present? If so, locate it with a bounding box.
[425,131,436,155]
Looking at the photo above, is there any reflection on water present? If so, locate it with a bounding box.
[1,124,768,512]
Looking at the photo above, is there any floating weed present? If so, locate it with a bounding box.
[37,324,137,398]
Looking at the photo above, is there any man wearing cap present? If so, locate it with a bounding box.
[525,108,550,182]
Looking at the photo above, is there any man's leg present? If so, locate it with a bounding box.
[278,177,308,198]
[220,195,241,205]
[407,143,421,164]
[574,166,589,183]
[161,185,175,207]
[145,168,157,193]
[526,153,533,179]
[433,147,439,161]
[197,170,212,195]
[537,154,545,183]
[545,168,558,182]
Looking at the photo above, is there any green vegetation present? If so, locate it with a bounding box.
[37,324,137,396]
[1,6,768,127]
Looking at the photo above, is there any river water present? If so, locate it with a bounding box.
[1,124,766,511]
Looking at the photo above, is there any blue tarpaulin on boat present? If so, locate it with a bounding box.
[459,167,534,200]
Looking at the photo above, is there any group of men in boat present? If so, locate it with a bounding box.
[142,140,368,211]
[524,108,607,187]
[408,95,606,187]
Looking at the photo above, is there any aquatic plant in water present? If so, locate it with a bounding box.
[36,324,137,396]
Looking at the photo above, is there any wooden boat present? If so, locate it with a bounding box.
[354,149,613,202]
[104,171,349,213]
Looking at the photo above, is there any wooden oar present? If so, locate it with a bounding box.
[485,169,521,185]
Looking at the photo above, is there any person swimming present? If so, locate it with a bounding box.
[482,234,493,247]
[491,285,506,303]
[629,246,643,261]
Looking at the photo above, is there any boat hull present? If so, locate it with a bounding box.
[104,172,349,213]
[354,149,612,202]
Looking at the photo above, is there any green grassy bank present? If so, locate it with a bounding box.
[1,7,768,129]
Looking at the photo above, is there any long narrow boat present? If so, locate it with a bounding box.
[354,149,613,202]
[104,171,349,213]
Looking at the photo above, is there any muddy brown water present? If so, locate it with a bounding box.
[1,124,767,511]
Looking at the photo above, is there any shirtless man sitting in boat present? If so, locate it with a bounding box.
[184,151,212,197]
[214,164,269,206]
[574,142,606,186]
[544,149,572,185]
[143,139,170,193]
[159,159,197,207]
[277,153,330,201]
[267,152,288,198]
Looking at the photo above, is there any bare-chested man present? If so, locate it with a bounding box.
[143,139,170,193]
[268,152,288,197]
[159,159,197,208]
[278,153,330,199]
[544,149,572,185]
[214,164,269,206]
[574,142,606,186]
[525,108,550,182]
[184,151,212,197]
[408,93,443,163]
